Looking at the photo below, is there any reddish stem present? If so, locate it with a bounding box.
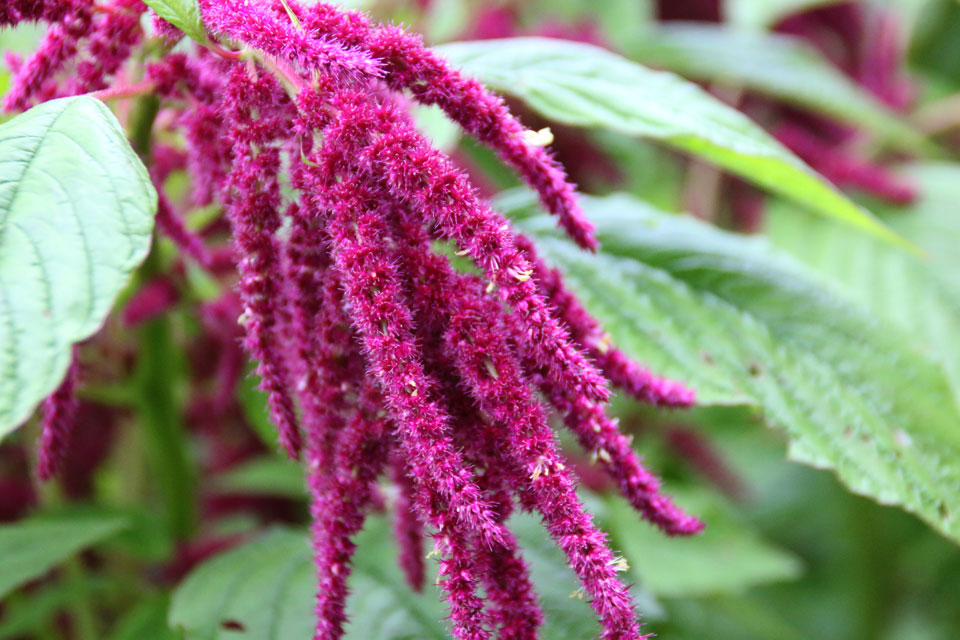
[90,78,156,101]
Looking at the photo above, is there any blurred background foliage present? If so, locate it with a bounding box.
[2,0,960,639]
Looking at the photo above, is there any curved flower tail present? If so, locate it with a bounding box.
[515,234,695,408]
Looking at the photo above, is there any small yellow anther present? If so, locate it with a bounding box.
[522,127,554,147]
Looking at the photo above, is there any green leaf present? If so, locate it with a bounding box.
[144,0,208,45]
[0,515,127,599]
[766,163,960,411]
[500,190,960,544]
[878,163,960,285]
[627,24,926,151]
[437,37,904,248]
[605,489,801,597]
[213,457,306,498]
[0,96,156,437]
[169,521,448,640]
[170,512,656,639]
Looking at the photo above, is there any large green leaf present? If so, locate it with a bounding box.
[627,24,925,150]
[0,515,127,599]
[499,190,960,543]
[436,38,903,247]
[169,512,650,639]
[144,0,207,45]
[605,489,801,597]
[169,520,449,640]
[0,96,156,437]
[767,163,960,410]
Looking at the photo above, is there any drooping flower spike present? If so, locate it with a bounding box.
[9,2,706,638]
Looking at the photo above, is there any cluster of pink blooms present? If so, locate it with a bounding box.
[4,1,702,639]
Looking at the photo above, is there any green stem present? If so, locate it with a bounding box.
[63,559,98,640]
[132,251,196,541]
[128,94,160,158]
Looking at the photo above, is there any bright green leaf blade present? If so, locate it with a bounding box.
[627,24,927,151]
[0,515,127,599]
[144,0,207,44]
[0,96,156,437]
[767,165,960,410]
[605,489,801,597]
[437,37,905,248]
[502,191,960,543]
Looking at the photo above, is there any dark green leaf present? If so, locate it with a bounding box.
[144,0,208,45]
[0,515,127,599]
[437,38,904,247]
[501,190,960,543]
[0,96,156,437]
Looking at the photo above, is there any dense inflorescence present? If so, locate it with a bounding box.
[6,2,704,638]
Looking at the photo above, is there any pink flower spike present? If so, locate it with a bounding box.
[295,0,597,249]
[37,351,81,481]
[319,93,609,404]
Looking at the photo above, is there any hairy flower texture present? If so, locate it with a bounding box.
[198,0,382,80]
[292,0,597,250]
[68,0,144,95]
[390,215,545,640]
[11,1,710,636]
[0,0,88,28]
[2,7,93,111]
[37,351,81,481]
[221,66,303,459]
[339,98,609,404]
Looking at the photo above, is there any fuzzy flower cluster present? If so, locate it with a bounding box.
[7,2,703,638]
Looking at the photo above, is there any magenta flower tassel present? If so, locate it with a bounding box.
[295,0,597,250]
[221,67,303,459]
[37,351,81,481]
[440,277,647,640]
[326,95,609,404]
[392,214,545,640]
[2,8,93,112]
[198,0,382,80]
[314,170,502,639]
[309,393,390,640]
